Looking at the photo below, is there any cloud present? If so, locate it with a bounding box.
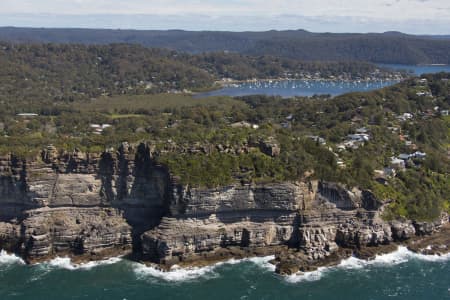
[1,0,449,19]
[0,0,449,33]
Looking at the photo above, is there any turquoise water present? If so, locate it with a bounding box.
[1,247,449,300]
[198,79,398,98]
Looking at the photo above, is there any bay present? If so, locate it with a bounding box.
[197,64,450,98]
[197,79,398,98]
[378,64,450,76]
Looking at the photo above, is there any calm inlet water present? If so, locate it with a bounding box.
[379,64,450,75]
[198,79,398,98]
[197,64,450,98]
[1,248,449,300]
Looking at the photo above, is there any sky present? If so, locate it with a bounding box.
[0,0,449,34]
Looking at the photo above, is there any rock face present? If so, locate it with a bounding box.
[142,182,308,264]
[22,207,132,261]
[0,143,448,268]
[141,179,448,269]
[0,143,169,261]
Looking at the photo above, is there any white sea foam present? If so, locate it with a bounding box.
[216,255,276,271]
[133,255,276,282]
[0,250,25,266]
[284,266,329,283]
[285,246,450,283]
[41,256,122,270]
[134,263,219,282]
[338,246,450,269]
[243,255,276,272]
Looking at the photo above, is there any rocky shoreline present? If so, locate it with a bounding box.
[0,143,448,276]
[135,223,450,275]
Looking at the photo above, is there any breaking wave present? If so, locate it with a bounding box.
[285,246,450,283]
[39,256,122,270]
[133,255,275,282]
[0,250,25,266]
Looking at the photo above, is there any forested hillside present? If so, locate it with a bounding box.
[0,42,397,109]
[1,27,450,64]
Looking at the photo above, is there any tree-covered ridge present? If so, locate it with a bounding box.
[0,43,214,103]
[0,73,448,221]
[1,27,450,64]
[0,42,401,109]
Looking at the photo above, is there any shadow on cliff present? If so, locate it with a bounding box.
[99,143,172,257]
[0,156,41,222]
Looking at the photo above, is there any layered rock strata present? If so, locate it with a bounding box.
[0,143,448,271]
[141,179,448,271]
[0,143,169,261]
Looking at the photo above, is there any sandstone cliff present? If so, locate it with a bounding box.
[0,142,169,261]
[0,143,447,271]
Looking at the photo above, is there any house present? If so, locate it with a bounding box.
[348,134,369,142]
[337,158,346,168]
[356,127,369,134]
[17,113,38,117]
[413,151,427,159]
[351,115,364,123]
[336,144,346,152]
[90,124,112,134]
[397,113,413,121]
[390,158,406,170]
[398,153,411,161]
[374,170,388,185]
[259,138,280,157]
[383,167,396,177]
[416,91,432,97]
[403,113,413,119]
[231,121,252,128]
[344,140,360,150]
[388,126,400,133]
[307,135,326,145]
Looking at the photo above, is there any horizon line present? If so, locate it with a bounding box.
[0,25,449,36]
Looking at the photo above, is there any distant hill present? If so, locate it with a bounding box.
[0,27,450,64]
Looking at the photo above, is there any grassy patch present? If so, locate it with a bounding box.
[73,94,246,113]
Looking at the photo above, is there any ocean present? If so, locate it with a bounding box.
[1,247,449,300]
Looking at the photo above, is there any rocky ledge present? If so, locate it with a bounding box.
[0,143,448,273]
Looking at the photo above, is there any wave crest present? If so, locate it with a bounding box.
[133,255,275,282]
[285,246,450,283]
[0,250,25,266]
[40,256,122,270]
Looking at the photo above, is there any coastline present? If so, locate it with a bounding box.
[3,223,449,278]
[214,76,404,86]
